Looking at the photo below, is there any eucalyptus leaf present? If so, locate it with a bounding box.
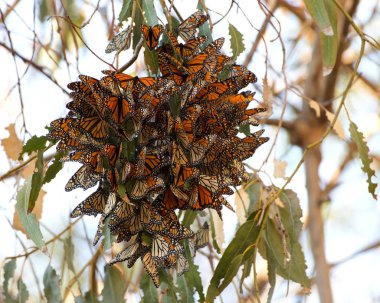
[29,149,44,212]
[206,214,261,302]
[43,265,62,303]
[101,266,126,303]
[15,178,46,250]
[228,23,245,60]
[142,0,158,25]
[349,122,378,200]
[141,273,159,303]
[19,135,47,159]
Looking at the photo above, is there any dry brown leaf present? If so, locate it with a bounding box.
[2,124,23,161]
[308,100,321,117]
[235,188,250,224]
[210,210,224,250]
[274,159,287,179]
[21,158,36,179]
[261,76,273,117]
[13,189,45,237]
[325,111,346,140]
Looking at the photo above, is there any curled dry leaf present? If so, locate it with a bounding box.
[325,110,346,140]
[2,124,23,161]
[210,209,224,251]
[273,159,287,179]
[235,188,250,224]
[261,76,273,117]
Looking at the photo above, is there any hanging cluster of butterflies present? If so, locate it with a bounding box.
[48,11,268,287]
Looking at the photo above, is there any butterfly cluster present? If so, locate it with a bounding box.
[48,11,268,287]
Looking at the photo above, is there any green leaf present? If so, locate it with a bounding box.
[304,0,333,35]
[29,149,44,212]
[19,135,47,159]
[217,254,243,292]
[16,178,46,250]
[132,1,144,49]
[159,270,178,303]
[320,0,338,74]
[209,212,221,254]
[101,266,126,303]
[3,260,16,302]
[2,260,29,303]
[197,3,212,44]
[144,48,159,75]
[228,23,245,61]
[119,0,133,23]
[182,210,197,227]
[264,219,309,286]
[102,217,112,250]
[349,122,378,200]
[239,124,251,137]
[261,189,310,288]
[43,152,64,184]
[74,291,100,303]
[266,249,277,303]
[142,0,158,25]
[17,278,29,303]
[140,273,159,303]
[177,275,195,303]
[64,237,75,272]
[38,0,50,21]
[43,265,62,303]
[206,214,261,302]
[184,243,205,303]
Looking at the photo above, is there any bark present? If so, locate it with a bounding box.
[302,40,333,303]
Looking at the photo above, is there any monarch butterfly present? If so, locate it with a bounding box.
[127,242,150,267]
[181,104,201,132]
[166,31,207,60]
[158,52,187,85]
[165,218,194,240]
[130,147,146,178]
[67,76,98,98]
[188,175,223,211]
[129,176,165,200]
[193,81,229,103]
[152,235,173,259]
[176,11,207,41]
[109,195,136,232]
[102,94,134,125]
[176,252,189,275]
[170,184,189,201]
[203,37,225,55]
[56,136,88,152]
[188,135,217,164]
[144,153,169,176]
[106,168,119,192]
[240,107,267,125]
[65,165,101,192]
[67,92,98,117]
[77,116,109,140]
[173,117,193,148]
[109,241,139,265]
[141,252,160,287]
[93,192,118,245]
[105,26,131,53]
[195,222,209,249]
[171,141,189,166]
[70,187,108,217]
[172,164,200,188]
[162,188,187,210]
[140,24,164,50]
